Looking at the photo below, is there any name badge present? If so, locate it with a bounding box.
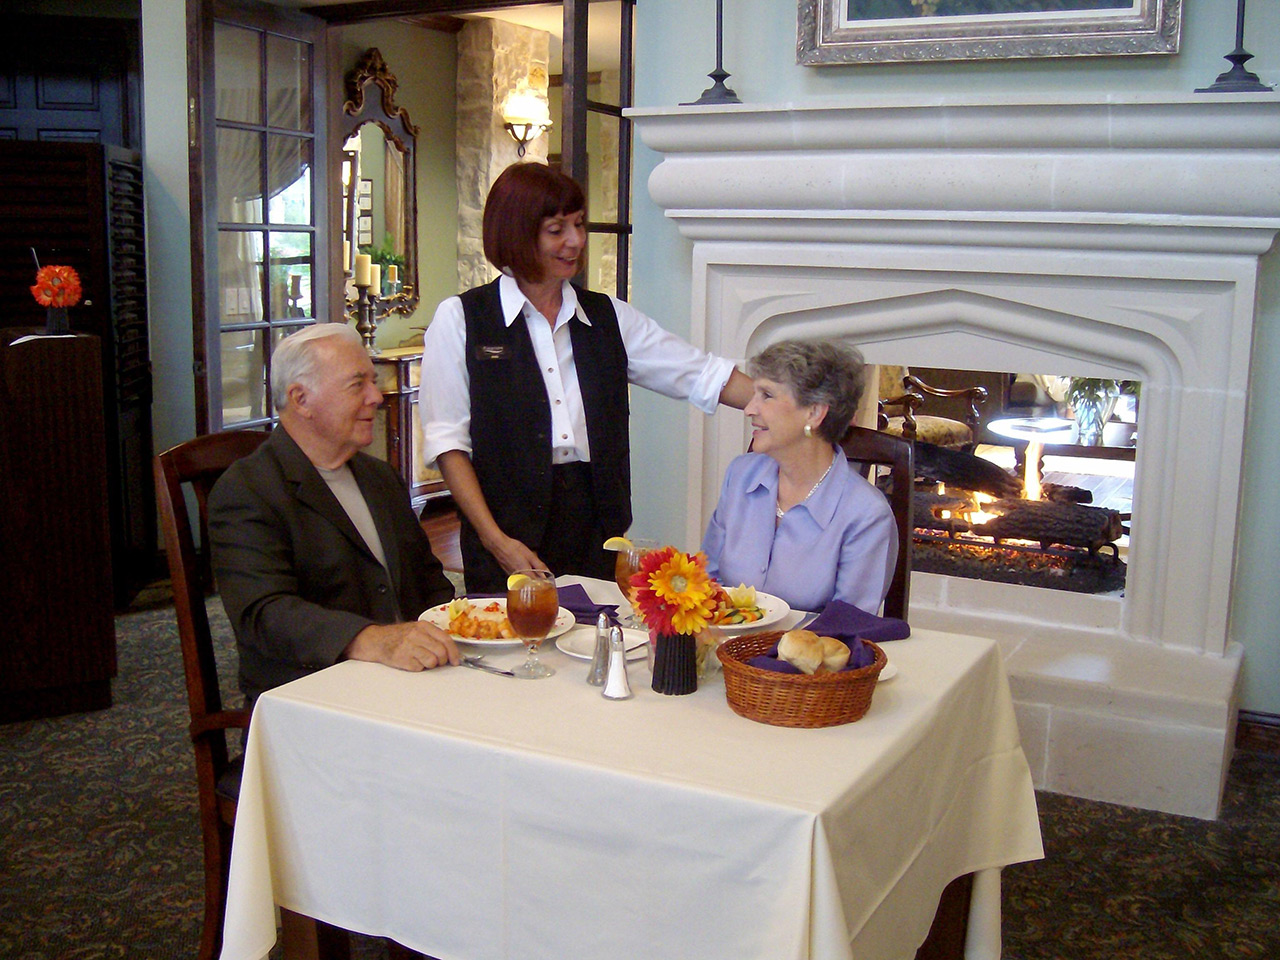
[474,345,511,361]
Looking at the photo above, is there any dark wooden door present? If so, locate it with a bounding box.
[0,15,139,147]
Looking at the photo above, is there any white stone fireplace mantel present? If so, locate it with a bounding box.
[630,94,1280,818]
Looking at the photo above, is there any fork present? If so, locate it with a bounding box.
[460,654,517,677]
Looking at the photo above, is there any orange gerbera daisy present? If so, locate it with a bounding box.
[630,546,718,636]
[30,265,83,308]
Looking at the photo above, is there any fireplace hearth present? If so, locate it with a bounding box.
[632,93,1280,817]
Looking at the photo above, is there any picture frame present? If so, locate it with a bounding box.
[357,215,373,246]
[797,0,1181,66]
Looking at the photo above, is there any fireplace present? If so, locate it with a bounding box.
[631,94,1280,817]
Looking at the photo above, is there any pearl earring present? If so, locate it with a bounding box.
[803,424,813,438]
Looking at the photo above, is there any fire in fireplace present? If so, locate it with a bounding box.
[893,373,1137,595]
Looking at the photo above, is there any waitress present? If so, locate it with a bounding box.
[420,162,752,593]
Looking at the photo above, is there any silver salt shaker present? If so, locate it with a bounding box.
[602,626,633,700]
[586,612,610,685]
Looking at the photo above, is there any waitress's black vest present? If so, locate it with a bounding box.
[461,279,632,556]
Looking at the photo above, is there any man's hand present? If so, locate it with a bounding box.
[343,621,461,671]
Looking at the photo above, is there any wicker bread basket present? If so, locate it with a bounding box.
[716,630,886,728]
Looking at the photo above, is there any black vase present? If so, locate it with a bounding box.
[651,632,697,695]
[45,306,69,335]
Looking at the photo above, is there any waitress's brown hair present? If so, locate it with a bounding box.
[483,162,586,283]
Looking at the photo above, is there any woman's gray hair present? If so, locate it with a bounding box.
[270,322,365,410]
[747,339,867,444]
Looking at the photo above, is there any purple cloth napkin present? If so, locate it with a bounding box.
[747,637,877,674]
[806,600,910,644]
[555,583,620,625]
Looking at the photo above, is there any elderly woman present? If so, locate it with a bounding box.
[421,162,752,593]
[701,339,897,614]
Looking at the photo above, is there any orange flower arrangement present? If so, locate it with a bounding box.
[629,546,718,636]
[30,265,83,309]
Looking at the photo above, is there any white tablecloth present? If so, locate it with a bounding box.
[220,577,1042,960]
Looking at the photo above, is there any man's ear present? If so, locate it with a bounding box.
[287,382,310,417]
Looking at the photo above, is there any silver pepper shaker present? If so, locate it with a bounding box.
[586,612,610,685]
[602,626,633,700]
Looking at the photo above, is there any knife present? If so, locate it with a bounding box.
[461,656,517,678]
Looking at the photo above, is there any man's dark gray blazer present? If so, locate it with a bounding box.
[209,427,454,705]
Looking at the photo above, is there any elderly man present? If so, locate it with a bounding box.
[210,323,459,708]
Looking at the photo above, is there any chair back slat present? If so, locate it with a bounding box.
[840,426,913,620]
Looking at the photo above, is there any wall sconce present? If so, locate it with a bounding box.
[502,82,553,157]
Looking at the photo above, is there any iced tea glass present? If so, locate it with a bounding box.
[507,569,559,679]
[614,539,657,627]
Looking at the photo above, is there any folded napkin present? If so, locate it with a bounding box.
[555,583,620,625]
[806,600,910,644]
[748,636,876,674]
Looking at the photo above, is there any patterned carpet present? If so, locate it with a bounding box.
[0,595,1276,959]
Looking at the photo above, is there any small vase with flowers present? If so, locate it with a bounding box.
[30,264,83,335]
[629,546,719,695]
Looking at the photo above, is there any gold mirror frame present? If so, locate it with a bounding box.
[341,48,419,319]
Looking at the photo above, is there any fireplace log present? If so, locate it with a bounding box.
[973,500,1123,551]
[1041,482,1093,505]
[912,441,1024,499]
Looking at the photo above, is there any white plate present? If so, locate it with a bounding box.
[878,663,898,682]
[419,599,575,649]
[711,591,791,634]
[556,627,649,661]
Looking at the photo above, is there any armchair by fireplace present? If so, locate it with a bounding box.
[877,366,1008,451]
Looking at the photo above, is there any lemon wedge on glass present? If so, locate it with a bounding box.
[602,536,633,552]
[506,572,531,590]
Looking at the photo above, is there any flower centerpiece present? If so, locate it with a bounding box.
[30,265,83,335]
[629,546,718,695]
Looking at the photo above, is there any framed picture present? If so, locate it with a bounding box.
[798,0,1182,66]
[357,215,373,246]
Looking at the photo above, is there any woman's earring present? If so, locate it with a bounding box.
[803,423,813,438]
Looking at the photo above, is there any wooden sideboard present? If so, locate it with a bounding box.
[370,345,448,515]
[0,329,116,721]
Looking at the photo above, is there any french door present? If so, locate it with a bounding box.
[188,0,329,434]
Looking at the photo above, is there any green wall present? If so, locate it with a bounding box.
[627,0,1280,715]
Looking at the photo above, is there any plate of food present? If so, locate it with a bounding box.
[419,597,576,648]
[556,627,649,661]
[708,584,791,634]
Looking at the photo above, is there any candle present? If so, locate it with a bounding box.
[343,240,351,271]
[369,263,381,293]
[354,253,371,287]
[387,264,398,284]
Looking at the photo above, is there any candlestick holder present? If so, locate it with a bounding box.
[681,0,740,105]
[1196,0,1273,93]
[353,284,381,354]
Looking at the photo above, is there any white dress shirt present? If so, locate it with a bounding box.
[419,274,735,467]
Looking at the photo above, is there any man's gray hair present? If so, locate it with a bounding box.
[270,323,365,410]
[746,339,867,444]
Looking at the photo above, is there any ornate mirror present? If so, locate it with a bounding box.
[340,48,418,320]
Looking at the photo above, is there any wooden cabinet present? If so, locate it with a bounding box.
[0,142,154,607]
[0,330,116,721]
[371,345,448,514]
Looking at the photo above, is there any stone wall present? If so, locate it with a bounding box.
[455,19,551,292]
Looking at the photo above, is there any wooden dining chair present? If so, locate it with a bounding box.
[840,425,914,620]
[154,430,268,960]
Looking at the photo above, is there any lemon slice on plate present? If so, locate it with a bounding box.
[726,583,757,608]
[602,536,633,551]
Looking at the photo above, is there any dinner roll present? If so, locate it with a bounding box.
[778,629,824,675]
[819,636,851,673]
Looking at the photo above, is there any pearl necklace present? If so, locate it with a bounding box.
[776,453,837,519]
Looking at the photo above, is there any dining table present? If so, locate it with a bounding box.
[218,576,1043,960]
